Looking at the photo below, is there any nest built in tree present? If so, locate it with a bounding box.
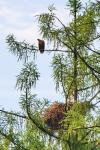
[42,101,74,130]
[42,101,92,130]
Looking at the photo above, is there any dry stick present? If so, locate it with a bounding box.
[47,38,100,78]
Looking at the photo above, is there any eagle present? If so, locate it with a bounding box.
[37,39,45,53]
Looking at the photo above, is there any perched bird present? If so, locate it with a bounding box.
[37,39,45,53]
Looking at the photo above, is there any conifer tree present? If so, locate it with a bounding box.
[0,0,100,149]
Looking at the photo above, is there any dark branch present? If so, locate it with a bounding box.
[27,47,71,53]
[0,109,27,119]
[89,90,100,102]
[78,83,99,91]
[79,43,100,55]
[76,130,92,146]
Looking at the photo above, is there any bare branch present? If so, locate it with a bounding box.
[24,46,71,53]
[78,83,99,91]
[0,109,27,119]
[89,90,100,102]
[79,43,100,55]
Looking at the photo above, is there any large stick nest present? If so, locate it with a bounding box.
[42,101,73,130]
[42,101,92,130]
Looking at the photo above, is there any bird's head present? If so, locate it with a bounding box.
[37,39,41,41]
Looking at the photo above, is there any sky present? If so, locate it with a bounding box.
[0,0,70,111]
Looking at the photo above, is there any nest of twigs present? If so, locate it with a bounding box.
[42,101,73,130]
[42,101,92,130]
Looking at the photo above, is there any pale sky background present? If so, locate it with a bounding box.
[0,0,95,111]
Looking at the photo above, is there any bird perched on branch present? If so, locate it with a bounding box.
[37,39,45,53]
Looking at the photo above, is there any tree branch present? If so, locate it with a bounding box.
[73,125,100,130]
[78,83,99,91]
[89,90,100,102]
[0,109,27,119]
[79,42,100,55]
[30,48,71,53]
[76,130,92,146]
